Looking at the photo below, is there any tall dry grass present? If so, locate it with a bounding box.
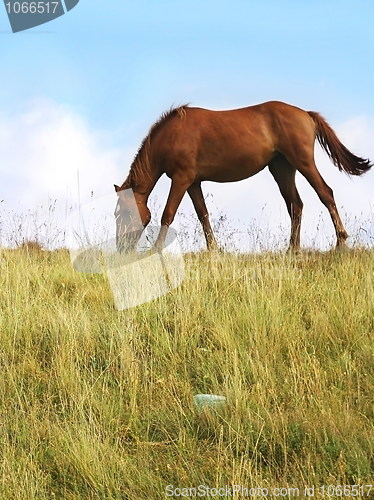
[0,241,373,499]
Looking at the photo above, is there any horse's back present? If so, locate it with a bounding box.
[155,101,314,139]
[150,101,316,181]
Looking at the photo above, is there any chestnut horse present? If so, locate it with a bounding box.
[114,101,372,251]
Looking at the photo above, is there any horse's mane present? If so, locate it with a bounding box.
[122,105,189,188]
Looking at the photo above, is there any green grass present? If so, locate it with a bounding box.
[0,245,373,499]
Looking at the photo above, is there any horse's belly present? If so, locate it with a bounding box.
[198,160,268,183]
[196,136,274,182]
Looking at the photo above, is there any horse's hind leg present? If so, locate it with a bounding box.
[268,155,303,251]
[289,155,349,248]
[187,183,218,250]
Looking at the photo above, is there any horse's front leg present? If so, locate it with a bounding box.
[154,176,193,251]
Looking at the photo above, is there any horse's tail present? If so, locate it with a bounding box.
[308,111,372,176]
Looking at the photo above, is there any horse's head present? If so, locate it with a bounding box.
[114,184,151,252]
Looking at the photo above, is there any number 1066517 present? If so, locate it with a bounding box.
[5,2,60,14]
[319,485,373,497]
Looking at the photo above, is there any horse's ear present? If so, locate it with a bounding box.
[114,184,121,193]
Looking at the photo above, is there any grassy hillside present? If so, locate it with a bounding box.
[0,245,373,499]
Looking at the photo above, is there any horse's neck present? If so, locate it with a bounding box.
[121,168,160,199]
[120,177,133,190]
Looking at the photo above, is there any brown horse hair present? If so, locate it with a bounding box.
[308,111,372,176]
[121,105,189,189]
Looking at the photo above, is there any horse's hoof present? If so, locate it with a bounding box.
[286,246,302,255]
[335,244,349,253]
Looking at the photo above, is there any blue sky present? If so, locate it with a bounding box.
[0,0,373,249]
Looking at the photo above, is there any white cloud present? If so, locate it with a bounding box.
[0,98,128,209]
[0,98,134,247]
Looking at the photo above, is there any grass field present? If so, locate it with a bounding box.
[0,243,373,499]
